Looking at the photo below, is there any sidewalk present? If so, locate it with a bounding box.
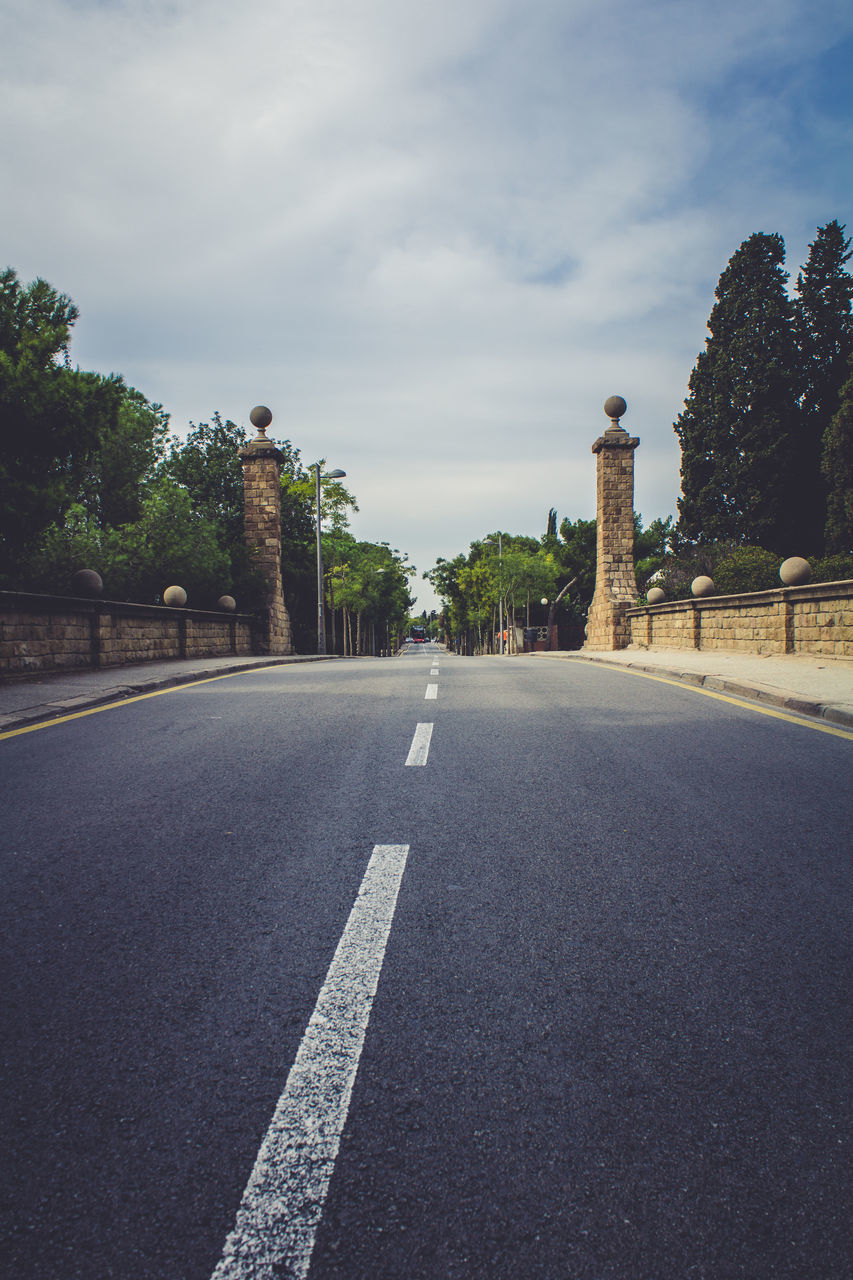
[531,647,853,730]
[0,654,340,734]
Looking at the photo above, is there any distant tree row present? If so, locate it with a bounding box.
[0,268,414,650]
[675,221,853,555]
[425,513,672,652]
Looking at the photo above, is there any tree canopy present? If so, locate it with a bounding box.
[426,512,672,652]
[675,222,853,556]
[674,232,800,553]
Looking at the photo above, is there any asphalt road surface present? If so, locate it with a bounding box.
[2,645,851,1279]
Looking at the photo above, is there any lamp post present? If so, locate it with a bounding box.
[314,463,346,655]
[485,534,504,654]
[368,566,388,656]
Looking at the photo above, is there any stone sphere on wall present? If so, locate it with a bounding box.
[217,595,237,612]
[647,586,666,605]
[603,395,627,422]
[779,556,811,586]
[163,585,188,607]
[691,575,715,597]
[250,405,272,431]
[71,569,103,598]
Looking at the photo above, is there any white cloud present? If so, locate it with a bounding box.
[3,0,852,611]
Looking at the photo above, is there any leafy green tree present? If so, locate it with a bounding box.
[275,453,359,652]
[633,514,673,593]
[89,388,170,528]
[557,516,597,619]
[822,352,853,553]
[0,268,124,582]
[328,537,414,654]
[157,420,360,630]
[794,220,853,550]
[675,232,801,553]
[159,414,247,543]
[24,478,232,605]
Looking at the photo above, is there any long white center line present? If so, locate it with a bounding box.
[425,683,438,700]
[405,722,434,766]
[211,843,411,1280]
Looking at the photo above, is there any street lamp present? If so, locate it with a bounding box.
[314,463,346,655]
[484,534,504,654]
[368,566,389,656]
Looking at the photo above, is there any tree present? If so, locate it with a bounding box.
[327,537,414,655]
[794,221,853,550]
[675,232,801,553]
[557,516,598,619]
[24,478,232,605]
[159,413,247,544]
[822,352,853,552]
[0,268,124,582]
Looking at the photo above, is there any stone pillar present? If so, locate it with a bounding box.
[239,406,292,655]
[585,396,640,650]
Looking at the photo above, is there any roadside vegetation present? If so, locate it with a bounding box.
[429,220,853,645]
[0,268,414,651]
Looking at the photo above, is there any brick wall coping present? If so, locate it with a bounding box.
[626,579,852,617]
[0,589,256,624]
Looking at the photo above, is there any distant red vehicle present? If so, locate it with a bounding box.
[411,625,427,643]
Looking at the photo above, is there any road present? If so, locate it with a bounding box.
[1,644,850,1279]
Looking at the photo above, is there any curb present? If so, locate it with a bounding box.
[556,652,853,730]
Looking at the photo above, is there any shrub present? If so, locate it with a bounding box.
[714,546,780,594]
[811,554,853,583]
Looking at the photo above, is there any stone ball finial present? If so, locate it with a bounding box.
[691,575,715,598]
[217,594,237,612]
[71,568,103,598]
[163,585,188,607]
[779,556,811,586]
[647,586,666,605]
[250,405,273,437]
[604,395,627,428]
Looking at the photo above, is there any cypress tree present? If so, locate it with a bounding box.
[674,232,801,553]
[794,220,853,551]
[822,352,853,553]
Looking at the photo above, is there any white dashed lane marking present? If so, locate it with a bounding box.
[425,684,438,700]
[211,843,411,1280]
[405,722,434,766]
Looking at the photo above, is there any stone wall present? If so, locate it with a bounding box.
[627,580,853,658]
[0,591,256,677]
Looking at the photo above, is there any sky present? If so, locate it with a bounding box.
[3,0,852,613]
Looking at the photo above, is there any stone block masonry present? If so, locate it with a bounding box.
[628,581,853,658]
[585,397,640,650]
[239,414,293,655]
[0,592,255,678]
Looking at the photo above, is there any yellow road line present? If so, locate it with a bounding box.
[599,663,853,741]
[0,666,288,741]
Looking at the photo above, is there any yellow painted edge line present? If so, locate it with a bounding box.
[598,662,853,741]
[0,666,288,741]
